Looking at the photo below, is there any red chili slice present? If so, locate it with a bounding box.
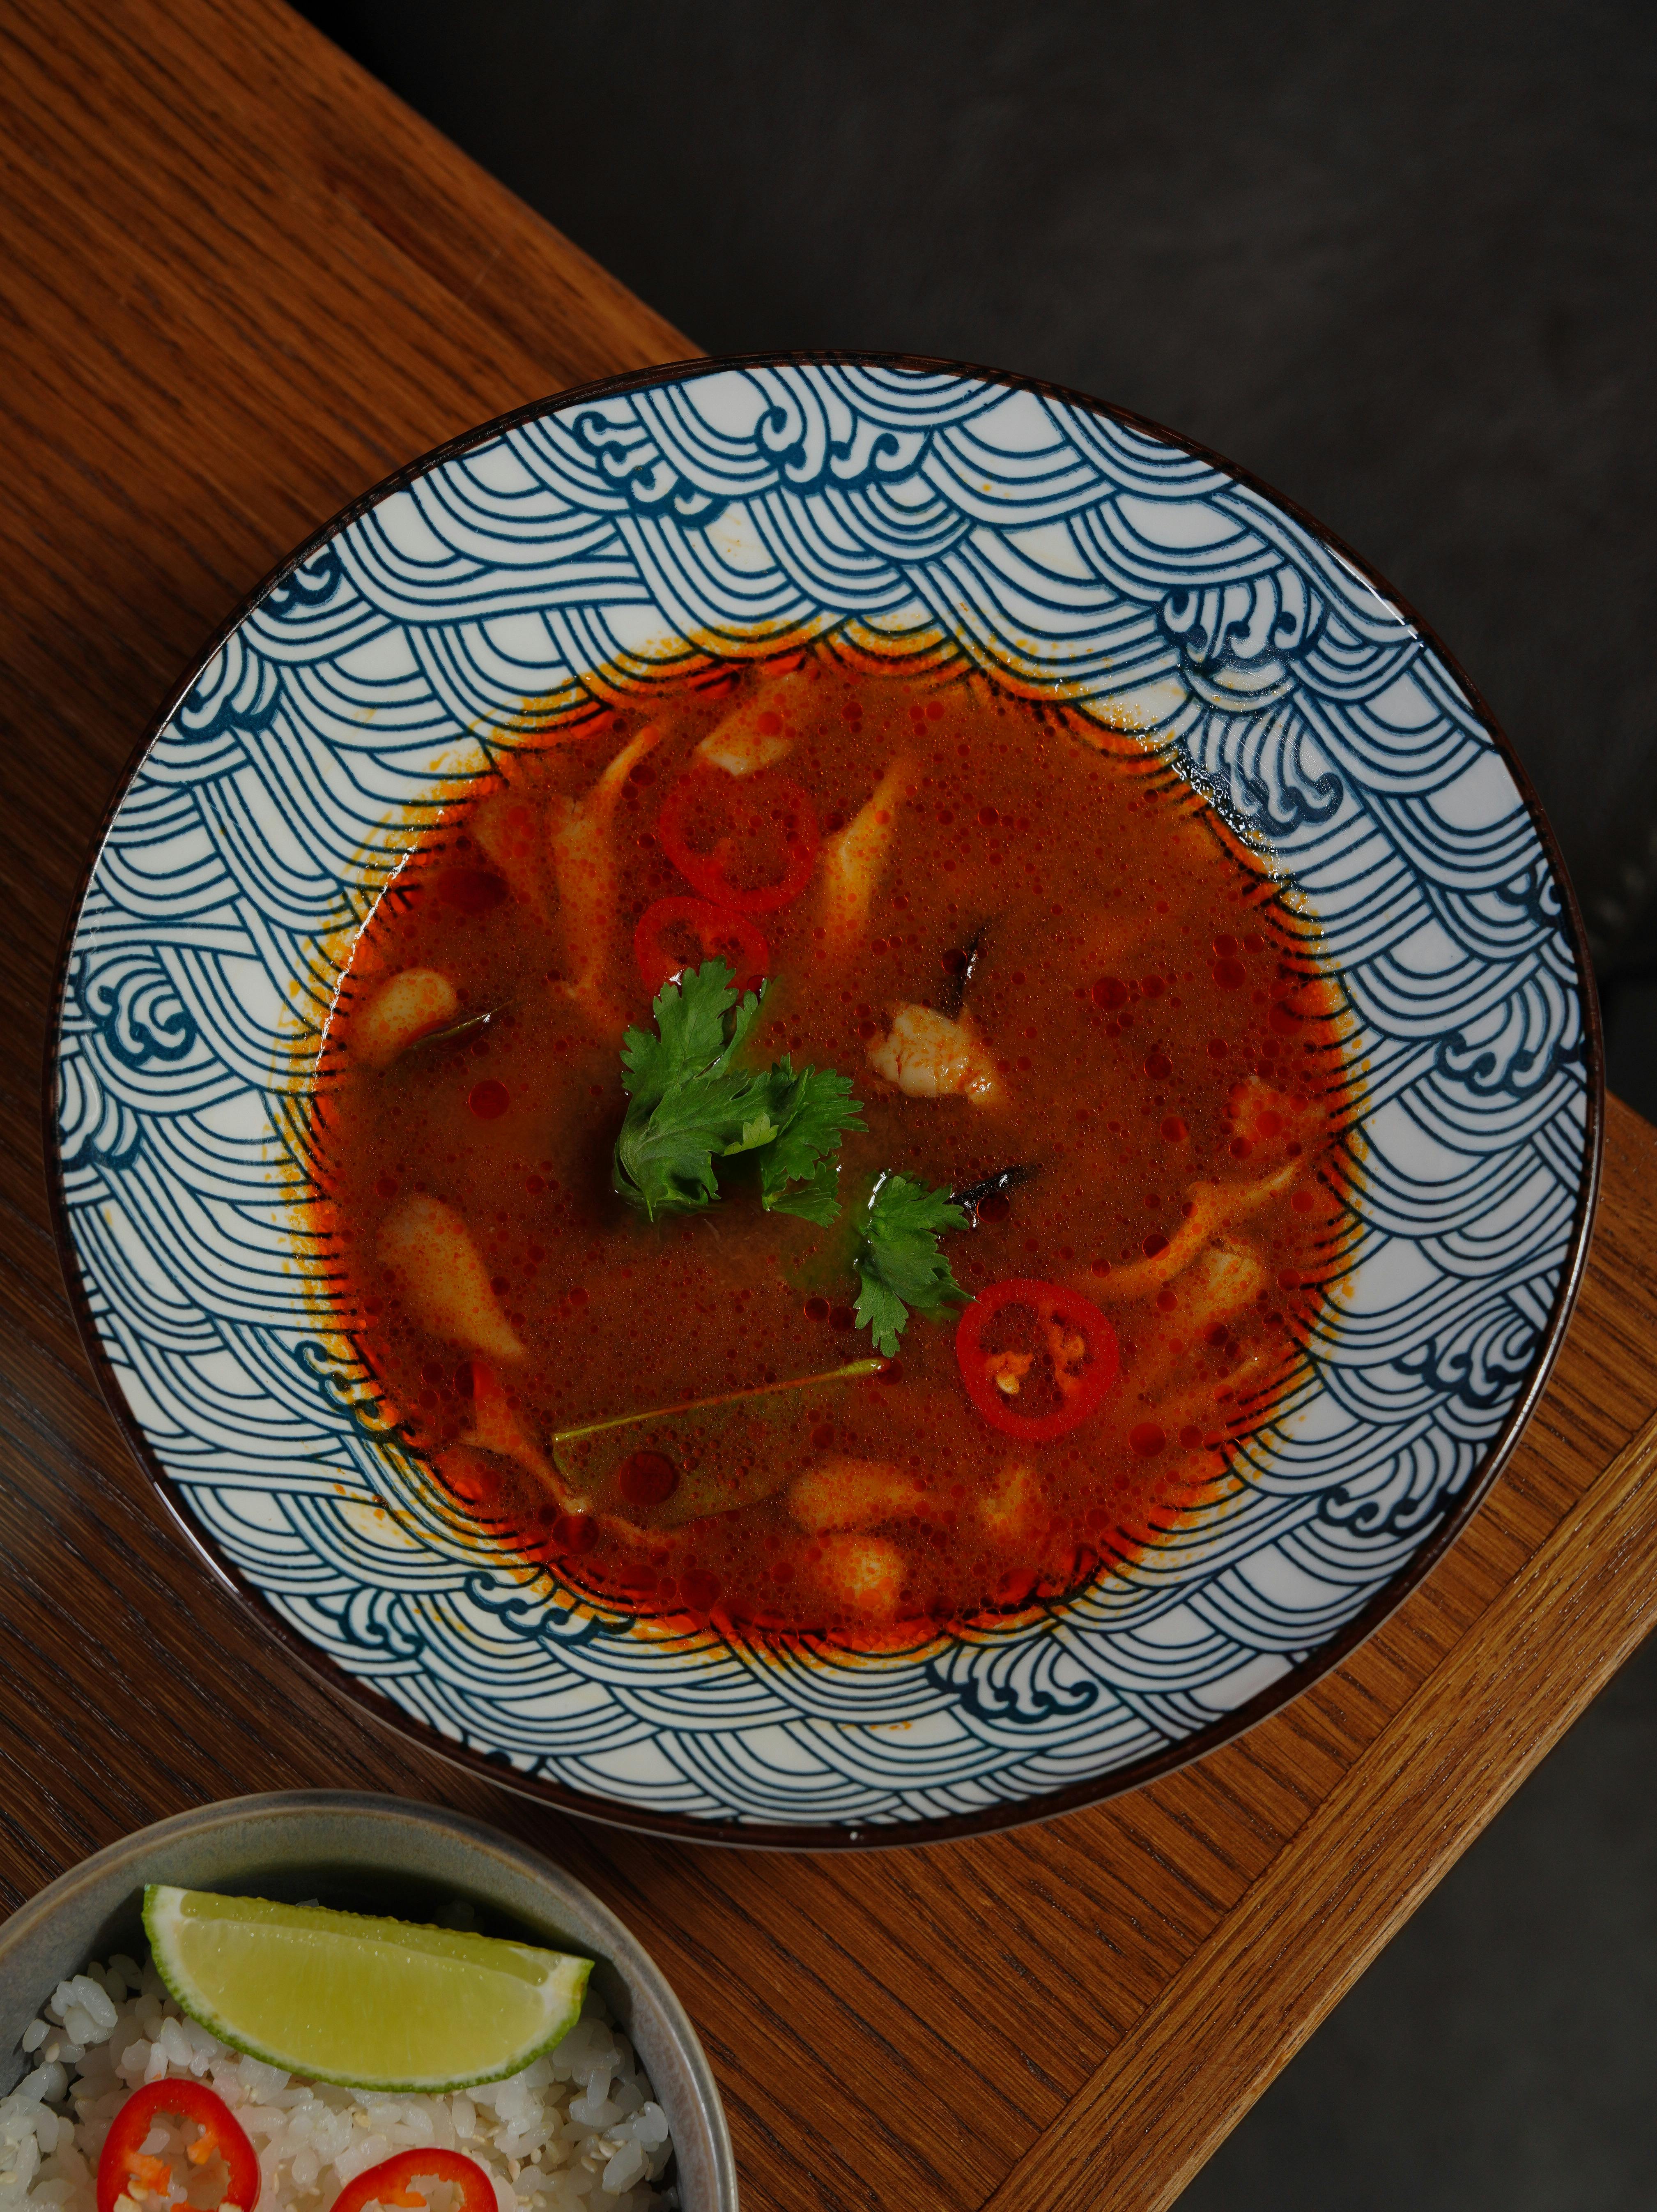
[955,1278,1119,1442]
[654,768,819,913]
[331,2151,497,2212]
[97,2081,261,2212]
[633,896,769,995]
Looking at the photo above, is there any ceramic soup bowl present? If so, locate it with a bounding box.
[48,354,1600,1844]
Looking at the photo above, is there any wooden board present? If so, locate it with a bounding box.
[3,3,1655,2206]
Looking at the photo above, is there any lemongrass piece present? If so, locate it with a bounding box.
[548,723,663,1024]
[1115,1238,1269,1406]
[378,1193,524,1361]
[1082,1160,1300,1302]
[820,754,912,949]
[472,790,552,923]
[354,969,458,1069]
[694,666,814,775]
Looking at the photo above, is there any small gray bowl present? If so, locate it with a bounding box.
[0,1791,735,2212]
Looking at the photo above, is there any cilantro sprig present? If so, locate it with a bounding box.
[612,966,968,1353]
[851,1173,969,1356]
[752,1060,867,1222]
[613,962,864,1221]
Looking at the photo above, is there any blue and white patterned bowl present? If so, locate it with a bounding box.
[48,355,1601,1844]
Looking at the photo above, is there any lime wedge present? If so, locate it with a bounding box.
[144,1885,591,2091]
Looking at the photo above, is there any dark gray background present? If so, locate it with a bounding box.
[294,2,1657,2198]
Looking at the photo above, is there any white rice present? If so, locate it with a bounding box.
[0,1952,676,2212]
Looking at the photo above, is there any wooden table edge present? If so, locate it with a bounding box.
[978,1395,1657,2211]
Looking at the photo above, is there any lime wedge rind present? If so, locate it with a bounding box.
[144,1885,592,2092]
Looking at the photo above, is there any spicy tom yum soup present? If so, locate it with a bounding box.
[316,654,1357,1644]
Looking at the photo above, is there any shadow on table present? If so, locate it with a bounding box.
[1178,1626,1657,2210]
[1604,974,1657,1124]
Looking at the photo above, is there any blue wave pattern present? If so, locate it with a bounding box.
[55,364,1589,1826]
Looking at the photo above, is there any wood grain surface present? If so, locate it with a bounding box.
[3,3,1655,2208]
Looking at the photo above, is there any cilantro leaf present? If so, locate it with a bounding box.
[757,1061,865,1216]
[767,1160,843,1226]
[619,960,764,1112]
[851,1173,969,1356]
[613,1072,765,1216]
[614,962,774,1218]
[728,1111,781,1155]
[613,963,864,1224]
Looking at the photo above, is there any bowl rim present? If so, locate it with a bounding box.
[41,347,1606,1851]
[0,1787,737,2208]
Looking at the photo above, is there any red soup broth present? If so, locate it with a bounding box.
[315,658,1359,1643]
